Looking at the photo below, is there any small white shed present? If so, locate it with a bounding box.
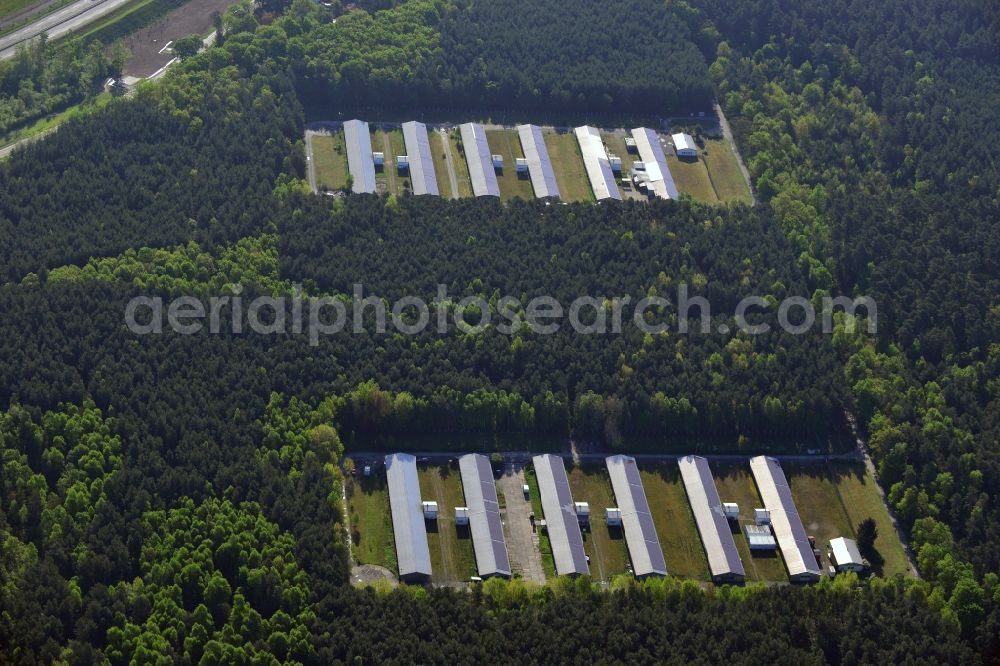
[829,537,866,573]
[422,501,438,520]
[672,133,697,158]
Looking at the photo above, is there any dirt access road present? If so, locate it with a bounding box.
[497,461,546,584]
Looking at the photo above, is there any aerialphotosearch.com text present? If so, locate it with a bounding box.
[124,283,877,346]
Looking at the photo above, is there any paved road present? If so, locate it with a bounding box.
[0,0,135,60]
[0,126,56,160]
[348,450,866,466]
[438,128,460,199]
[0,0,65,31]
[497,462,546,584]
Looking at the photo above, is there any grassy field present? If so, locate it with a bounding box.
[485,128,535,202]
[386,128,410,195]
[785,462,911,577]
[567,464,629,582]
[524,465,556,578]
[640,466,710,580]
[311,133,349,192]
[712,463,788,582]
[345,470,397,574]
[830,463,911,577]
[543,130,593,202]
[428,130,454,198]
[447,128,473,198]
[666,154,719,202]
[701,138,752,203]
[418,464,476,584]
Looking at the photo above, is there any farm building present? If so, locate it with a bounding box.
[574,126,622,201]
[745,524,777,550]
[606,507,622,527]
[678,455,745,584]
[631,127,679,200]
[401,121,439,196]
[459,122,501,197]
[516,124,560,199]
[606,455,668,578]
[343,119,376,194]
[749,456,822,583]
[672,132,698,157]
[385,453,432,582]
[574,501,590,526]
[532,455,590,577]
[459,454,512,579]
[422,501,438,520]
[829,537,866,573]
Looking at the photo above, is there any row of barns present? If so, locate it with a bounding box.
[340,119,695,202]
[384,452,862,584]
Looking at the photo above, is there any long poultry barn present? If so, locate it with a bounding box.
[532,454,589,577]
[459,454,512,578]
[343,119,377,194]
[401,121,439,196]
[605,455,668,578]
[631,127,679,200]
[516,124,560,199]
[574,125,621,201]
[459,122,501,197]
[677,455,745,584]
[385,452,433,583]
[749,456,822,583]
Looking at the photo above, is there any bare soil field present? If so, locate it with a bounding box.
[123,0,229,77]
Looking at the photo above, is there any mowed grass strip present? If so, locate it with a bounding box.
[543,130,593,202]
[418,464,476,584]
[524,466,556,578]
[311,133,349,191]
[712,463,787,582]
[640,465,710,580]
[567,464,628,582]
[385,128,411,196]
[429,130,454,198]
[346,471,397,573]
[371,128,393,195]
[829,462,911,577]
[666,154,718,202]
[702,138,752,203]
[486,128,535,202]
[448,128,473,198]
[785,463,856,573]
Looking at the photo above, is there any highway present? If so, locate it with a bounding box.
[0,0,135,60]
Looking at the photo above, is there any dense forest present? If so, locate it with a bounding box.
[0,36,126,137]
[294,0,713,113]
[0,0,998,662]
